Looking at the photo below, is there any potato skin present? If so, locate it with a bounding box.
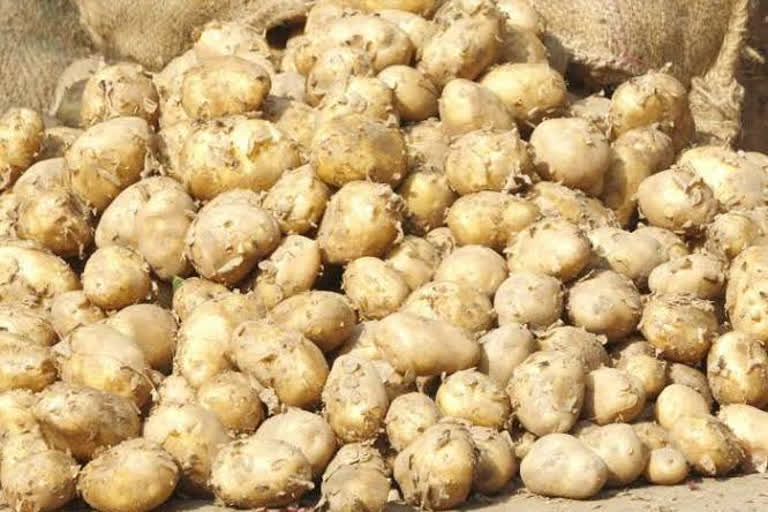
[82,246,151,310]
[0,108,44,190]
[645,447,689,485]
[567,271,642,342]
[707,332,768,408]
[262,165,331,235]
[78,439,179,512]
[718,404,768,473]
[669,415,744,476]
[436,369,510,429]
[80,63,160,127]
[269,291,356,353]
[655,384,711,431]
[494,271,563,329]
[385,392,440,452]
[438,79,515,136]
[507,218,591,282]
[1,448,78,512]
[583,368,646,425]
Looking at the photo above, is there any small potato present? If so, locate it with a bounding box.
[403,119,449,174]
[143,404,231,496]
[588,227,667,288]
[655,384,711,431]
[636,167,718,234]
[82,246,151,310]
[373,311,480,376]
[13,158,69,198]
[398,169,456,234]
[507,218,591,282]
[180,118,301,200]
[317,181,404,264]
[182,56,271,120]
[170,278,229,323]
[520,434,608,500]
[66,117,153,212]
[1,448,78,512]
[567,271,642,342]
[310,114,406,188]
[253,235,321,309]
[435,245,507,296]
[0,334,57,392]
[49,291,105,337]
[175,292,266,388]
[254,409,337,478]
[480,63,567,124]
[378,65,438,121]
[569,94,611,134]
[270,291,356,352]
[530,117,611,196]
[317,77,399,125]
[80,63,159,127]
[634,225,690,260]
[707,332,768,408]
[196,372,264,434]
[633,422,670,450]
[478,324,535,386]
[0,108,44,190]
[436,369,510,429]
[342,257,410,319]
[322,355,390,443]
[306,47,374,106]
[230,319,329,408]
[185,189,280,285]
[322,446,391,512]
[669,415,744,476]
[494,271,563,329]
[615,354,668,398]
[640,295,719,365]
[508,351,585,436]
[0,390,38,436]
[470,427,517,495]
[645,447,689,485]
[17,188,92,257]
[385,236,439,290]
[583,368,646,425]
[403,280,495,332]
[34,382,141,461]
[105,304,177,373]
[78,439,179,512]
[610,71,694,150]
[385,392,440,452]
[394,422,476,510]
[538,326,610,372]
[445,129,535,195]
[0,305,56,347]
[578,423,649,487]
[527,181,619,231]
[447,191,539,250]
[0,243,79,310]
[719,404,768,473]
[262,165,331,235]
[438,79,514,136]
[157,375,196,406]
[705,211,762,260]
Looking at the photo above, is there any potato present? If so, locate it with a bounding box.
[16,187,92,258]
[310,115,406,188]
[507,218,591,282]
[260,97,317,157]
[508,351,585,435]
[438,79,514,136]
[0,243,79,310]
[254,408,337,478]
[588,227,666,288]
[578,423,649,487]
[520,433,607,499]
[445,129,535,195]
[0,333,57,392]
[403,118,449,174]
[419,15,499,88]
[636,167,718,234]
[372,358,416,401]
[645,447,689,485]
[157,375,197,406]
[175,292,266,388]
[66,117,153,212]
[0,193,19,240]
[196,371,264,435]
[13,158,69,198]
[527,181,619,232]
[170,278,229,323]
[322,445,391,512]
[385,392,440,452]
[447,191,539,250]
[306,47,374,106]
[317,77,399,125]
[49,291,104,337]
[496,0,543,33]
[480,63,567,125]
[398,169,456,234]
[583,368,646,425]
[648,252,726,300]
[378,65,438,122]
[192,19,271,60]
[434,245,506,297]
[0,305,56,347]
[33,382,140,461]
[640,295,719,365]
[1,447,78,512]
[436,369,509,429]
[464,427,514,495]
[615,354,667,398]
[270,291,356,352]
[342,257,410,320]
[252,235,321,309]
[80,63,159,127]
[104,304,177,373]
[634,225,690,260]
[655,384,711,430]
[476,324,534,387]
[38,127,84,160]
[60,324,151,407]
[270,71,307,102]
[385,236,439,290]
[494,271,563,329]
[262,165,331,235]
[705,211,762,260]
[610,71,693,150]
[78,439,179,512]
[531,117,611,196]
[707,331,768,408]
[425,227,456,259]
[180,118,301,200]
[185,189,280,285]
[0,108,44,190]
[82,246,151,310]
[143,404,231,496]
[230,319,329,408]
[632,421,670,451]
[317,181,404,264]
[0,390,39,437]
[538,326,610,372]
[718,404,768,473]
[373,311,480,376]
[402,280,494,332]
[567,271,642,342]
[569,94,611,134]
[377,10,436,55]
[394,422,475,510]
[669,415,744,476]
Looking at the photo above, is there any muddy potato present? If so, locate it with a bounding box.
[521,434,607,499]
[438,79,514,136]
[436,370,510,429]
[374,311,480,376]
[567,271,642,342]
[578,423,649,487]
[305,47,374,106]
[377,65,438,122]
[583,368,646,425]
[66,117,153,212]
[402,280,495,332]
[105,304,177,373]
[16,187,91,258]
[0,108,44,190]
[0,305,56,347]
[469,427,517,495]
[196,372,264,435]
[230,319,329,408]
[480,63,567,125]
[705,211,762,260]
[321,444,391,512]
[447,191,539,250]
[494,271,563,329]
[398,169,456,234]
[385,392,440,452]
[82,246,151,310]
[0,333,57,392]
[477,324,535,386]
[655,384,711,430]
[0,243,79,310]
[270,291,356,352]
[648,252,727,300]
[1,445,78,512]
[260,97,317,157]
[634,225,690,260]
[385,236,439,290]
[317,76,399,125]
[13,158,69,198]
[645,447,689,485]
[507,218,591,282]
[707,332,768,408]
[669,415,744,476]
[170,278,229,323]
[262,165,331,235]
[569,94,611,134]
[632,422,670,450]
[434,245,506,296]
[588,227,666,287]
[718,404,768,473]
[80,63,159,127]
[49,291,104,338]
[342,257,410,320]
[508,351,585,436]
[640,295,719,365]
[252,235,321,310]
[538,326,610,372]
[615,354,667,398]
[143,404,231,496]
[527,181,619,231]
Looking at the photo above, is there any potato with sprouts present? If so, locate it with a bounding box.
[80,63,159,127]
[0,108,44,190]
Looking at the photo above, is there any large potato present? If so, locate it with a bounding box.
[494,271,563,329]
[0,108,43,189]
[385,392,440,452]
[436,369,510,429]
[1,443,78,512]
[17,188,93,258]
[82,246,151,310]
[270,291,356,352]
[669,415,744,476]
[80,63,159,127]
[577,423,650,487]
[447,191,539,250]
[170,278,229,323]
[438,79,514,136]
[378,65,438,122]
[342,257,410,319]
[49,291,105,337]
[655,383,711,431]
[480,63,566,125]
[567,271,642,342]
[470,427,517,495]
[648,252,727,299]
[538,326,610,372]
[707,332,768,408]
[252,235,321,309]
[478,323,535,386]
[196,371,264,435]
[583,368,646,425]
[385,236,439,290]
[262,164,331,235]
[668,363,714,406]
[105,304,177,373]
[402,280,495,332]
[434,245,507,296]
[527,181,618,231]
[718,404,768,473]
[305,47,374,106]
[588,227,666,288]
[0,305,56,347]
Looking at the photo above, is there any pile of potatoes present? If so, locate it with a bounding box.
[2,0,768,510]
